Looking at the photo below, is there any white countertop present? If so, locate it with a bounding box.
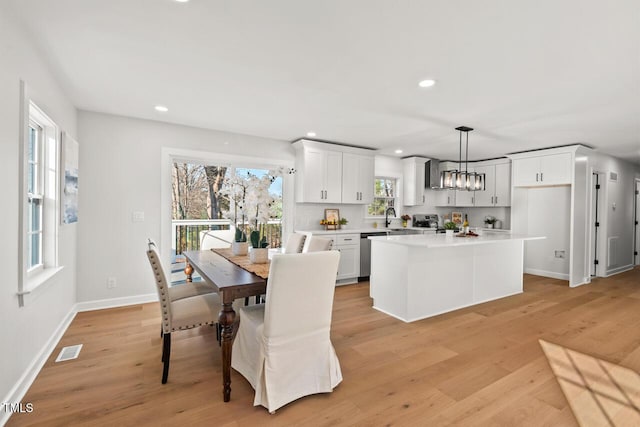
[296,228,391,235]
[368,232,543,248]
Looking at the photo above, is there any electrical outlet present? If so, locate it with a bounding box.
[554,250,565,259]
[107,277,117,288]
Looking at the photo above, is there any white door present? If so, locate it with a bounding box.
[359,156,375,204]
[341,153,359,204]
[635,180,640,265]
[324,151,343,203]
[473,165,494,206]
[512,157,540,186]
[303,148,325,203]
[540,153,572,185]
[494,163,511,206]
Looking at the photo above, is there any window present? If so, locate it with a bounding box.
[19,97,61,303]
[368,177,397,216]
[27,120,44,270]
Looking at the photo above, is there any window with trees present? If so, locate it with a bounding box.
[171,163,283,253]
[367,177,397,216]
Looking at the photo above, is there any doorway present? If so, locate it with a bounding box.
[590,172,604,277]
[635,179,639,266]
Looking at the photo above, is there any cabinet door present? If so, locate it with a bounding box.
[341,153,360,204]
[435,189,456,206]
[455,190,475,207]
[358,156,375,204]
[494,163,511,206]
[303,148,326,202]
[324,151,343,203]
[540,153,572,185]
[336,245,360,280]
[473,165,494,206]
[512,157,540,187]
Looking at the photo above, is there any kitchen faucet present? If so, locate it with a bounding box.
[385,207,396,228]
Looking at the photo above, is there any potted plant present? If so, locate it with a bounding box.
[249,228,269,263]
[484,215,497,229]
[444,221,456,236]
[401,214,411,228]
[220,175,249,255]
[339,217,348,229]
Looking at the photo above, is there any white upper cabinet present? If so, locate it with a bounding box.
[294,140,375,204]
[435,189,456,206]
[403,157,427,206]
[342,153,375,204]
[512,152,572,187]
[474,161,511,206]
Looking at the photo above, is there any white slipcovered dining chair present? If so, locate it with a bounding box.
[232,251,342,413]
[282,232,307,254]
[146,241,221,384]
[303,236,333,252]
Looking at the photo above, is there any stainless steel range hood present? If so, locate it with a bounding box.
[425,159,442,189]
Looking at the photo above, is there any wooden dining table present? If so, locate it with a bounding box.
[182,249,267,402]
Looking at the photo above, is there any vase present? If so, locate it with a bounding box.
[402,221,408,228]
[486,223,494,229]
[249,247,268,264]
[445,229,454,236]
[231,241,248,256]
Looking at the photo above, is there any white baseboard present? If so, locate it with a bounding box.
[524,268,570,281]
[604,264,634,277]
[1,306,76,427]
[75,293,158,312]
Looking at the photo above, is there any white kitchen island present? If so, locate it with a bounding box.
[368,233,544,322]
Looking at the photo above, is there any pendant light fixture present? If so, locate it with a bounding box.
[440,126,485,191]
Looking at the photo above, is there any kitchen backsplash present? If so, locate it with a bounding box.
[294,204,370,230]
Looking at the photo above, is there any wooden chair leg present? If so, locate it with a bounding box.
[162,333,171,384]
[244,297,249,306]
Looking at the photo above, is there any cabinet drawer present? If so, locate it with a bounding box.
[336,234,359,246]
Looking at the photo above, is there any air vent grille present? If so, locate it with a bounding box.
[55,344,83,362]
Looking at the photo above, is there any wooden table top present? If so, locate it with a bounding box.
[182,250,266,291]
[211,248,270,279]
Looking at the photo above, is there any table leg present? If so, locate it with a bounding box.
[219,301,236,402]
[184,261,193,283]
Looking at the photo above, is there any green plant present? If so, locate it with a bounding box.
[444,221,456,230]
[249,229,268,248]
[234,227,247,242]
[484,215,497,225]
[339,217,348,225]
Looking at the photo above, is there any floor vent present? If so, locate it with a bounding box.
[55,344,83,362]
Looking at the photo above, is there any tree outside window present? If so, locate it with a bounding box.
[368,177,396,216]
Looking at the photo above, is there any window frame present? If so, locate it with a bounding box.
[27,119,45,273]
[18,82,64,306]
[367,176,398,217]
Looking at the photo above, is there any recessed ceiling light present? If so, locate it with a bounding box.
[174,0,190,3]
[395,149,403,154]
[306,131,316,137]
[418,79,436,88]
[154,105,169,112]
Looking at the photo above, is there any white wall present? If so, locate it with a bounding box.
[0,3,78,409]
[76,111,294,303]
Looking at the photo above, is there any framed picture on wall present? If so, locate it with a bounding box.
[61,132,79,224]
[324,209,340,230]
[451,212,462,225]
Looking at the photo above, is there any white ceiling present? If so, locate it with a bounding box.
[8,0,640,163]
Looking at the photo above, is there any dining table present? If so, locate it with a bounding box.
[182,249,268,402]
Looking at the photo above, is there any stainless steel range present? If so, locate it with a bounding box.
[413,214,458,233]
[412,214,439,229]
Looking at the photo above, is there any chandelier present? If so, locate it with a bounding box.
[440,126,485,191]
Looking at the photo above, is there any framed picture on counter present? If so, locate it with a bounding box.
[324,209,340,230]
[452,212,462,225]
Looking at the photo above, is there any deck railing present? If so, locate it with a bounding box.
[172,219,282,256]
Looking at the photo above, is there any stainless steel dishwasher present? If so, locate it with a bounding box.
[359,231,388,279]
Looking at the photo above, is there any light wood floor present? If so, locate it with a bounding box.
[8,268,640,426]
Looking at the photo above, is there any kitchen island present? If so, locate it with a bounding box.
[368,233,544,322]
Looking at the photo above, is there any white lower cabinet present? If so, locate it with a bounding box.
[308,233,360,284]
